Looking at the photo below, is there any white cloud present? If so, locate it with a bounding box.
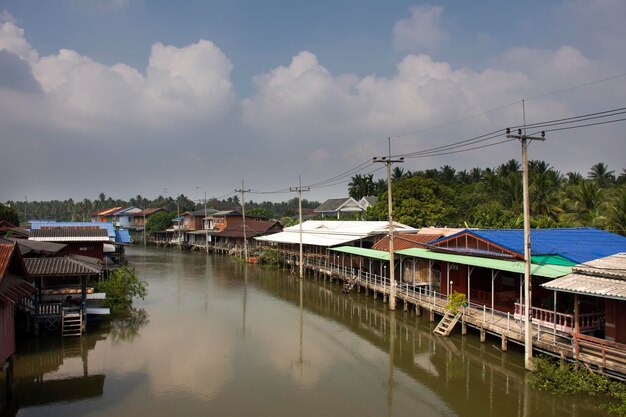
[0,21,38,62]
[0,26,236,134]
[393,5,450,53]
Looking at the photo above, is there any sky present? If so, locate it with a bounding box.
[0,0,625,204]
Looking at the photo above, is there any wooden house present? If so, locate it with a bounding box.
[314,197,366,219]
[23,254,106,336]
[29,228,109,260]
[0,243,36,379]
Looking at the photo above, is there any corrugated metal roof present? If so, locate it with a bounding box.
[24,256,102,276]
[372,233,442,251]
[330,246,390,261]
[6,237,66,255]
[396,248,572,279]
[541,274,626,300]
[210,220,282,238]
[255,220,418,247]
[30,221,116,239]
[438,228,626,264]
[30,228,109,242]
[574,253,626,279]
[0,274,36,303]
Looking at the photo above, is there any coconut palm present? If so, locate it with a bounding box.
[588,162,615,188]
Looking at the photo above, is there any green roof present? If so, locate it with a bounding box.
[531,255,577,267]
[395,248,572,279]
[330,246,390,261]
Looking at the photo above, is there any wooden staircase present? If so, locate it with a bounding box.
[62,311,83,337]
[433,310,463,337]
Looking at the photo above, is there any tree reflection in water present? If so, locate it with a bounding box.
[104,307,150,344]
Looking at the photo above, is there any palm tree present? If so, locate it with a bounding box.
[439,165,456,184]
[391,167,409,182]
[605,191,626,236]
[566,171,583,184]
[588,162,615,188]
[563,180,604,225]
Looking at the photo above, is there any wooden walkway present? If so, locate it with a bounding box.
[289,255,625,379]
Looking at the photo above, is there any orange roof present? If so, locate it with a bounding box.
[372,233,442,251]
[96,207,123,216]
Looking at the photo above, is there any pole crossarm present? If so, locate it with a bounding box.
[290,176,310,279]
[372,138,404,311]
[505,128,546,142]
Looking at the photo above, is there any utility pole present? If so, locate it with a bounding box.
[290,175,310,279]
[204,191,209,255]
[235,181,251,261]
[506,126,545,371]
[373,138,404,311]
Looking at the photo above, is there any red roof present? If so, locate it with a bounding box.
[210,220,282,238]
[0,243,14,280]
[372,233,442,251]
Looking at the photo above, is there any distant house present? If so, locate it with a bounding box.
[132,208,163,229]
[209,218,283,250]
[182,209,218,231]
[91,207,123,223]
[112,207,142,230]
[358,196,378,210]
[314,197,366,219]
[29,228,110,260]
[0,242,36,372]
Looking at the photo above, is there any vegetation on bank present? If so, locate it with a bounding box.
[359,161,626,235]
[97,267,148,313]
[258,249,285,269]
[530,356,626,416]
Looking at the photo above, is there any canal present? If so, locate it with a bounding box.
[1,247,605,416]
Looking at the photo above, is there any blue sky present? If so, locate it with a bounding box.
[0,0,624,203]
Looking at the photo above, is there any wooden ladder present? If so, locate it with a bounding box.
[62,311,83,337]
[433,310,463,337]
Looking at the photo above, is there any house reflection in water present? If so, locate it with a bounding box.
[1,333,106,417]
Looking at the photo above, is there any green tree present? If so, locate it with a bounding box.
[248,207,274,219]
[588,162,615,188]
[366,176,458,227]
[0,203,19,225]
[146,211,174,232]
[97,267,148,312]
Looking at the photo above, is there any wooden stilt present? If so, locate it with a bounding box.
[501,336,508,352]
[480,328,486,343]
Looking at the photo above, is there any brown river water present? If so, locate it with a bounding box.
[0,246,606,416]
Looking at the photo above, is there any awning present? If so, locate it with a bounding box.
[541,274,626,300]
[255,232,364,247]
[329,246,390,261]
[396,248,572,279]
[0,275,36,303]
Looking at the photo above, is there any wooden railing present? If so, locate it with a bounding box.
[574,333,626,374]
[514,303,604,332]
[37,303,62,316]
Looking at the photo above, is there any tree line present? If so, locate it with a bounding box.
[1,192,319,226]
[358,161,626,235]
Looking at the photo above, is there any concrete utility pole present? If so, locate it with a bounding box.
[373,138,404,311]
[290,176,310,279]
[235,181,251,261]
[506,126,545,371]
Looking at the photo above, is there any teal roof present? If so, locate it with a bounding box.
[396,248,571,279]
[330,246,390,261]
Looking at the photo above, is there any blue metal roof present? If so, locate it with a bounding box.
[29,221,116,239]
[115,229,131,244]
[453,228,626,264]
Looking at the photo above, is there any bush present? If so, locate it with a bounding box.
[530,355,626,416]
[446,291,467,314]
[259,249,285,269]
[97,267,148,312]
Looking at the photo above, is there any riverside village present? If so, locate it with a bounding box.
[2,2,626,416]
